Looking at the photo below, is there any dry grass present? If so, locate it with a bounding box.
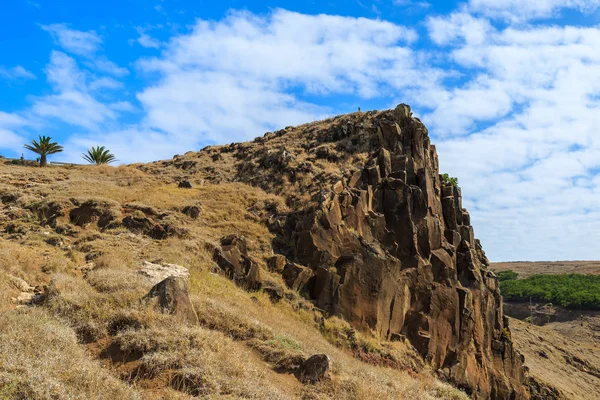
[0,309,137,400]
[0,160,470,399]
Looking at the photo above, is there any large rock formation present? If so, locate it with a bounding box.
[266,105,527,399]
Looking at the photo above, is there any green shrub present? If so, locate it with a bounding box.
[441,173,459,187]
[496,270,518,281]
[500,274,600,309]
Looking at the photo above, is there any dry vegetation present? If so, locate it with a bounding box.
[510,318,600,400]
[0,162,468,399]
[492,261,600,278]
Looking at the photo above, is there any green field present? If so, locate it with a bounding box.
[498,271,600,310]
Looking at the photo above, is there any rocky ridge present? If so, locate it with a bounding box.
[142,104,529,399]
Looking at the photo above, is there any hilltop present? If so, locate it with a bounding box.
[1,105,536,399]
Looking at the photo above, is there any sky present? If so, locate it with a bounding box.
[1,0,600,262]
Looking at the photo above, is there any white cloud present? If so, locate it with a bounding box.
[31,51,116,129]
[134,9,439,148]
[41,24,102,56]
[468,0,600,21]
[89,76,123,91]
[422,13,600,260]
[137,30,160,48]
[92,58,129,76]
[0,65,36,80]
[2,8,599,261]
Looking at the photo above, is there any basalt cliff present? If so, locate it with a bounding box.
[0,104,530,399]
[144,104,529,399]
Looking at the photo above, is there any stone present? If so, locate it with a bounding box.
[122,215,153,233]
[297,354,330,384]
[267,254,287,273]
[281,263,314,294]
[262,282,285,303]
[178,180,193,189]
[137,261,190,285]
[181,204,201,219]
[143,277,199,324]
[213,235,261,289]
[8,275,34,292]
[69,199,120,228]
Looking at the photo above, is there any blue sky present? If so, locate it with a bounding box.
[1,0,600,262]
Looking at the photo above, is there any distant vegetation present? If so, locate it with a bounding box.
[24,135,63,167]
[496,270,519,282]
[499,271,600,310]
[441,173,459,187]
[82,146,117,165]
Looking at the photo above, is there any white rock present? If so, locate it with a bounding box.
[137,261,190,285]
[8,275,34,292]
[13,292,35,305]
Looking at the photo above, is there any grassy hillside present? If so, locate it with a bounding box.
[0,162,468,399]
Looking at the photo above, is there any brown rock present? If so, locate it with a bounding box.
[267,254,287,273]
[143,277,199,324]
[267,107,528,399]
[282,263,314,294]
[213,235,261,289]
[297,354,330,384]
[178,180,193,188]
[181,204,201,219]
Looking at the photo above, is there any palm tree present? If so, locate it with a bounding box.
[82,146,116,165]
[24,136,64,167]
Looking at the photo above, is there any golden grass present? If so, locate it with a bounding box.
[0,309,137,400]
[0,162,470,399]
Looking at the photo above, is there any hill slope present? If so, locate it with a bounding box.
[1,104,527,399]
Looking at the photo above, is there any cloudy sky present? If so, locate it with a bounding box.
[1,0,599,262]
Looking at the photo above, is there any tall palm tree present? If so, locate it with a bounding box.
[82,146,117,165]
[24,136,64,167]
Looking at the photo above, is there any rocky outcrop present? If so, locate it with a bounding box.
[268,105,528,399]
[213,235,261,289]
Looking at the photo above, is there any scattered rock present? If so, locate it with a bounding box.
[213,235,261,289]
[69,199,121,228]
[142,277,199,324]
[8,275,35,292]
[178,180,193,189]
[137,261,190,285]
[267,254,287,273]
[122,215,153,233]
[297,354,330,384]
[262,282,285,303]
[181,204,201,219]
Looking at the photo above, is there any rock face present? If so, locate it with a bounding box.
[270,105,528,399]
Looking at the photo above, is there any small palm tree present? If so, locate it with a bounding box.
[24,136,64,167]
[82,146,116,165]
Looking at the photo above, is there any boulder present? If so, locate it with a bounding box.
[281,263,314,294]
[213,235,261,289]
[137,261,190,285]
[178,180,193,189]
[267,254,287,273]
[143,277,199,324]
[181,204,201,219]
[297,354,330,384]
